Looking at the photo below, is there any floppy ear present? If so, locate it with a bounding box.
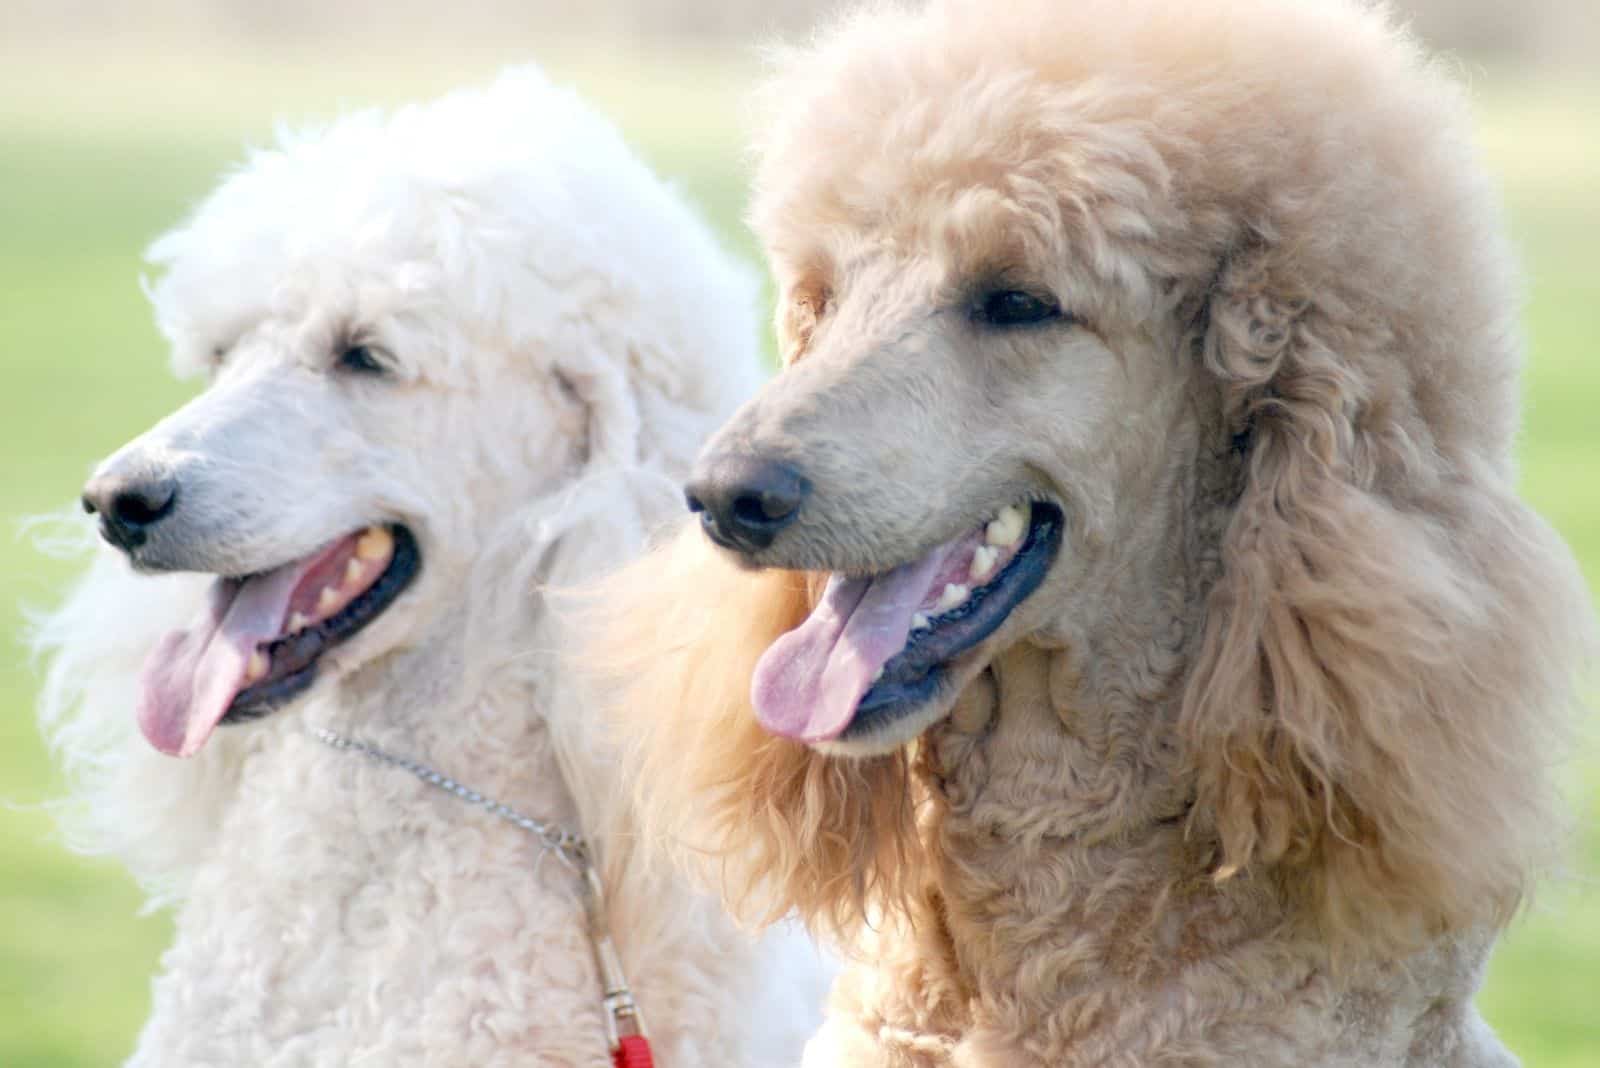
[1180,246,1591,949]
[552,357,642,469]
[586,524,922,938]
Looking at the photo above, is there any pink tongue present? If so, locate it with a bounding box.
[752,543,959,743]
[136,565,306,758]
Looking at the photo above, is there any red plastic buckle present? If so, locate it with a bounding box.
[612,1034,654,1068]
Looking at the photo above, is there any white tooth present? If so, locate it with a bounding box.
[970,544,1000,582]
[316,586,341,615]
[345,558,365,586]
[356,526,393,561]
[935,583,970,613]
[985,503,1029,548]
[246,649,269,683]
[871,667,885,684]
[911,612,931,631]
[288,611,311,633]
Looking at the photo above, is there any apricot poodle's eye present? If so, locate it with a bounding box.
[336,344,386,375]
[974,290,1063,327]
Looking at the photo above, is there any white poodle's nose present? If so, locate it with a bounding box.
[82,473,179,553]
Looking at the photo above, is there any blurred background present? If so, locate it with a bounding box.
[0,1,1594,1064]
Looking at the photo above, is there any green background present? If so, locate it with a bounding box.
[0,34,1594,1068]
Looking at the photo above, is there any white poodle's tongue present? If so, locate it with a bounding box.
[136,565,304,758]
[752,544,958,743]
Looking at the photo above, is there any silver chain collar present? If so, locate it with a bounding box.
[310,725,588,868]
[308,725,647,1050]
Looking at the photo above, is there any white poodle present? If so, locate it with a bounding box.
[35,68,828,1066]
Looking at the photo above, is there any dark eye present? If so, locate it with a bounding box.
[974,290,1063,327]
[337,345,385,375]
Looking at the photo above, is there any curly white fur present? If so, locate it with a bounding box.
[36,68,829,1066]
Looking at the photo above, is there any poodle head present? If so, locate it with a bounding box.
[133,66,756,569]
[39,67,759,892]
[610,0,1592,948]
[97,66,759,755]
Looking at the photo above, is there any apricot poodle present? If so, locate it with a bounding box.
[597,1,1593,1064]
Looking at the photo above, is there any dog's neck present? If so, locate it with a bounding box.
[145,587,666,1065]
[902,659,1498,1064]
[303,577,586,826]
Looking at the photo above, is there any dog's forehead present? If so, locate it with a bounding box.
[753,75,1190,301]
[159,261,455,379]
[752,0,1407,299]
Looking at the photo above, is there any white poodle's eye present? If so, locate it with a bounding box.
[336,345,386,375]
[974,290,1064,328]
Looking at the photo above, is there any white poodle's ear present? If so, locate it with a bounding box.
[553,357,642,469]
[1180,246,1590,950]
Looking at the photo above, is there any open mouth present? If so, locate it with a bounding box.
[136,525,421,758]
[751,500,1062,744]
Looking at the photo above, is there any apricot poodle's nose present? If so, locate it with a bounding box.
[82,473,178,553]
[684,454,809,554]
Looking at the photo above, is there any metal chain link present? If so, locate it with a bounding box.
[309,726,589,870]
[309,723,649,1052]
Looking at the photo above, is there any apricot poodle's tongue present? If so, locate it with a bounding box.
[136,566,303,758]
[752,548,951,742]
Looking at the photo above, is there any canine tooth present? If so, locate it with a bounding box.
[356,526,393,561]
[970,544,1000,583]
[935,583,970,613]
[316,586,341,615]
[288,611,311,634]
[985,503,1028,548]
[871,667,885,684]
[245,649,269,683]
[911,612,931,631]
[344,558,365,586]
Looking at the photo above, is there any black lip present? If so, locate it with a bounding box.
[839,503,1063,741]
[219,525,421,725]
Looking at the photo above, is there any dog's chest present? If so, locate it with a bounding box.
[132,738,614,1067]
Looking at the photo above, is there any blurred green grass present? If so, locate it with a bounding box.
[0,46,1594,1068]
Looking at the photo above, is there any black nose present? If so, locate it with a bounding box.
[684,455,809,554]
[82,474,178,552]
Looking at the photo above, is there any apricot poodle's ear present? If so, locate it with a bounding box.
[586,524,920,938]
[1181,246,1591,949]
